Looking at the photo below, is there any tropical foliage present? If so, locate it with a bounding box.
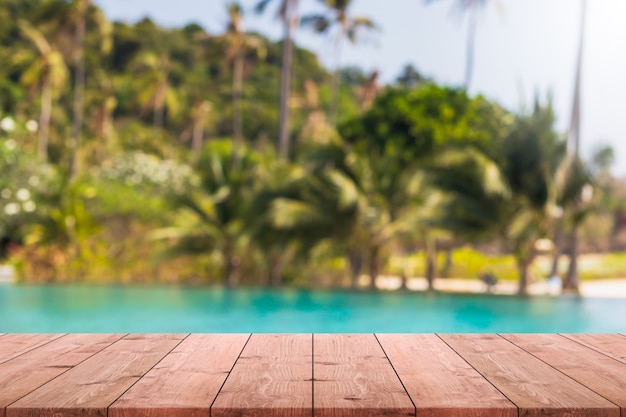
[0,0,619,295]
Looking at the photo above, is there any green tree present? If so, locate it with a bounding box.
[301,0,376,125]
[256,0,300,159]
[15,19,68,163]
[223,2,266,148]
[130,51,180,131]
[153,140,261,287]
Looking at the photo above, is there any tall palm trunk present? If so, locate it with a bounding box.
[563,0,586,294]
[368,245,379,291]
[425,238,437,291]
[328,39,343,126]
[516,257,530,296]
[153,80,166,130]
[38,75,52,163]
[232,54,244,147]
[69,0,88,179]
[348,249,363,289]
[464,4,478,89]
[278,0,298,159]
[549,220,563,276]
[226,254,240,288]
[563,229,580,294]
[269,253,283,287]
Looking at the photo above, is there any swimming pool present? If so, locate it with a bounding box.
[1,284,625,333]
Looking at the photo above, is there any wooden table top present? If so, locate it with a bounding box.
[0,333,625,417]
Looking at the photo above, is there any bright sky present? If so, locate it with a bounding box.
[96,0,626,176]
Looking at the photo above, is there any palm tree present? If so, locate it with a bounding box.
[301,0,376,125]
[152,140,260,288]
[16,20,68,163]
[130,51,180,131]
[68,0,89,179]
[67,0,112,178]
[426,0,496,89]
[562,0,587,294]
[255,0,300,159]
[223,2,266,149]
[190,100,212,159]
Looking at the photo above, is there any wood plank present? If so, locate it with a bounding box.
[562,334,626,364]
[377,334,516,417]
[440,334,619,417]
[314,334,414,417]
[0,334,64,365]
[0,334,124,417]
[7,334,186,417]
[212,334,312,417]
[109,334,249,417]
[503,334,626,411]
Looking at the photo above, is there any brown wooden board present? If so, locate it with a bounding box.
[377,334,516,417]
[0,334,123,417]
[6,334,185,417]
[109,334,249,417]
[212,334,312,417]
[440,334,619,417]
[314,334,414,417]
[503,334,626,411]
[562,334,626,364]
[0,334,64,365]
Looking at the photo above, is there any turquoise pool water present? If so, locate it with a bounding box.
[1,284,625,333]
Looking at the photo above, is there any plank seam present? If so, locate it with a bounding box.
[0,334,67,365]
[105,334,190,416]
[374,334,416,417]
[311,333,314,417]
[209,333,252,417]
[561,333,626,365]
[499,333,622,411]
[5,333,128,410]
[436,334,521,415]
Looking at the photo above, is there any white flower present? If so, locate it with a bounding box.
[0,189,11,199]
[22,200,36,212]
[4,202,20,215]
[25,120,38,133]
[0,117,15,132]
[16,188,30,201]
[581,184,594,203]
[4,139,16,150]
[28,176,40,187]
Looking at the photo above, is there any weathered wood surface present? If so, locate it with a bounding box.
[110,334,249,417]
[1,334,626,417]
[440,334,620,417]
[562,333,626,364]
[377,334,516,417]
[212,334,312,417]
[503,334,626,412]
[7,334,185,417]
[0,334,123,417]
[314,334,414,417]
[0,334,63,365]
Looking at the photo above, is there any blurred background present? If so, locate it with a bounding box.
[1,0,625,297]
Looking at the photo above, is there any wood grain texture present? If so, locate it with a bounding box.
[314,334,414,417]
[440,334,619,417]
[377,334,516,417]
[0,333,123,417]
[0,334,64,365]
[212,334,312,417]
[503,334,626,410]
[562,334,626,364]
[6,334,185,417]
[109,334,249,417]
